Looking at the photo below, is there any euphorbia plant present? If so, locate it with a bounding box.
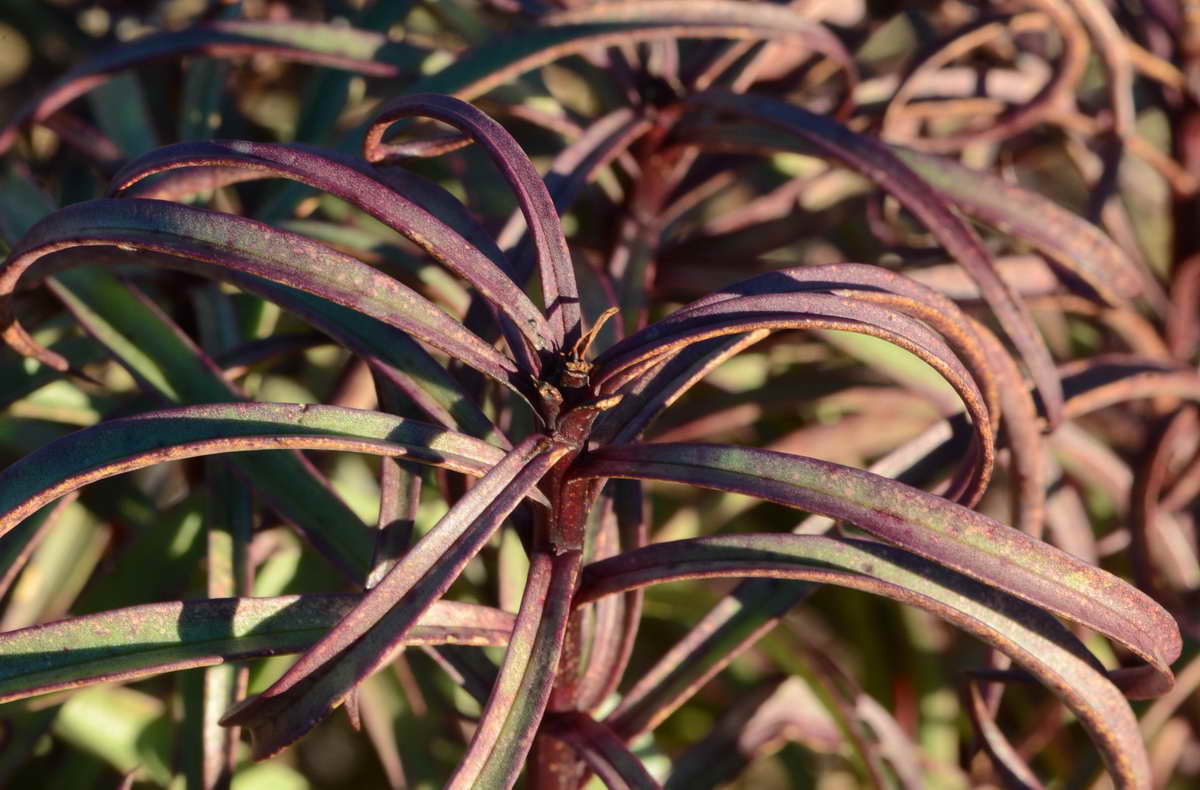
[0,2,1193,789]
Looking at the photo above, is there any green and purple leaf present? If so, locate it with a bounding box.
[109,140,553,362]
[576,534,1156,789]
[446,550,581,789]
[223,435,570,759]
[0,402,515,539]
[681,91,1064,427]
[594,285,995,504]
[0,596,514,703]
[365,94,581,347]
[0,20,426,155]
[895,147,1145,308]
[0,199,528,397]
[546,711,661,790]
[412,1,855,104]
[571,443,1180,697]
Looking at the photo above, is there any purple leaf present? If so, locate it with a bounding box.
[571,443,1181,698]
[576,533,1157,789]
[682,90,1064,428]
[0,20,424,155]
[0,596,513,703]
[109,141,553,362]
[0,199,527,397]
[223,435,571,759]
[365,94,582,347]
[0,402,517,539]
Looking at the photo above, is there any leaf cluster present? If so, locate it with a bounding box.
[0,2,1196,789]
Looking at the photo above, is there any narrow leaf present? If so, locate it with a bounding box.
[49,267,378,579]
[448,551,582,789]
[594,288,994,503]
[576,534,1154,789]
[0,402,513,538]
[223,436,570,759]
[547,711,662,790]
[571,443,1180,695]
[413,2,854,104]
[0,596,513,703]
[365,94,581,347]
[110,140,553,357]
[896,147,1144,307]
[0,199,526,396]
[0,20,425,154]
[683,91,1064,427]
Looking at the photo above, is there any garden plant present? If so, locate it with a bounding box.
[0,1,1197,788]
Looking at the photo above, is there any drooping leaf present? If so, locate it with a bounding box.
[0,402,514,539]
[411,1,855,104]
[593,286,994,503]
[895,147,1144,307]
[0,596,513,703]
[681,91,1064,427]
[365,94,581,348]
[109,140,553,359]
[602,421,973,739]
[0,20,427,154]
[571,443,1180,697]
[576,533,1155,789]
[597,263,1001,503]
[48,267,378,580]
[224,435,571,759]
[0,199,527,397]
[498,105,651,303]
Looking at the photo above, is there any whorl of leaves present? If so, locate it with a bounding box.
[0,2,1194,789]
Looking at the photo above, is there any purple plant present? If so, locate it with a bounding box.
[0,3,1192,789]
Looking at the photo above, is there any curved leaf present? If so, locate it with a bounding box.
[499,105,653,289]
[109,141,553,358]
[54,245,505,446]
[224,435,571,759]
[593,287,994,503]
[447,550,581,789]
[598,263,1001,503]
[895,147,1143,306]
[0,20,425,155]
[1061,357,1200,419]
[575,533,1151,789]
[49,267,408,580]
[0,596,513,704]
[0,199,526,396]
[570,443,1180,696]
[603,421,974,739]
[682,91,1064,427]
[675,264,998,411]
[593,333,767,445]
[411,2,854,104]
[365,94,581,347]
[238,277,510,444]
[0,402,514,538]
[547,711,662,790]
